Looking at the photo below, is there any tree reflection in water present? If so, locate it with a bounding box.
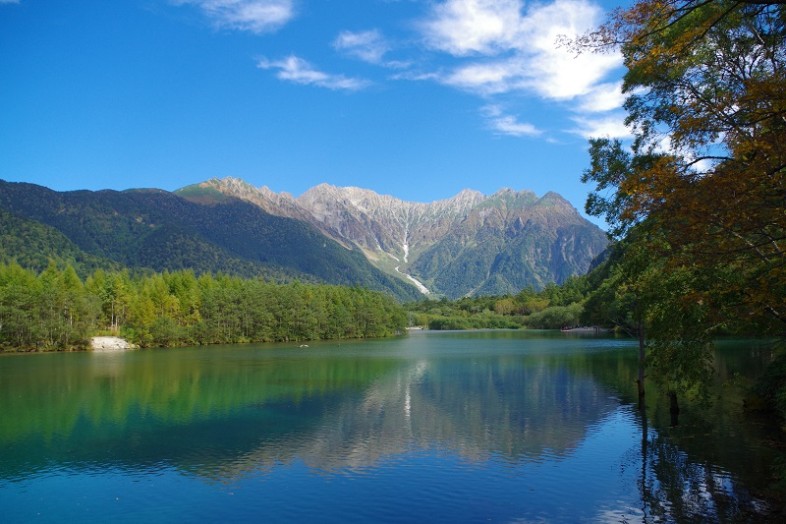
[0,335,783,522]
[634,404,776,523]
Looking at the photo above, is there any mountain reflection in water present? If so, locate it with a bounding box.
[0,332,780,522]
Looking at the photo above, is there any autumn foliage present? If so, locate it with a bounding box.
[582,0,785,330]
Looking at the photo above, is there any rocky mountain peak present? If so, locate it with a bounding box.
[184,178,608,298]
[185,177,301,219]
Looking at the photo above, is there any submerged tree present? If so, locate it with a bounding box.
[581,221,716,415]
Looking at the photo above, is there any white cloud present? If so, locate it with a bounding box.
[654,134,720,173]
[257,56,370,91]
[482,105,541,137]
[175,0,626,139]
[571,115,631,139]
[577,81,625,113]
[174,0,295,33]
[0,0,21,4]
[421,1,621,100]
[418,0,625,139]
[442,58,524,95]
[390,70,441,82]
[519,0,621,100]
[334,30,389,64]
[421,0,524,56]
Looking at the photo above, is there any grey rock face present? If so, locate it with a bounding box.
[187,178,608,298]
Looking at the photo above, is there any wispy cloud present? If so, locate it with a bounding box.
[175,0,627,138]
[173,0,295,33]
[334,29,411,70]
[482,105,541,137]
[334,30,388,64]
[571,115,631,139]
[0,0,21,4]
[257,56,370,91]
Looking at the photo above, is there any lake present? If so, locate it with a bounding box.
[0,330,781,522]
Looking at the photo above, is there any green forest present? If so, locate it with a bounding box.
[0,263,407,350]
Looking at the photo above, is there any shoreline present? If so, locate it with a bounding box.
[90,336,138,352]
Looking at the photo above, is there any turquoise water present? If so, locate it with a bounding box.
[0,331,779,522]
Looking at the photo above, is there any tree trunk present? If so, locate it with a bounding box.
[637,318,646,410]
[668,390,680,427]
[639,402,649,513]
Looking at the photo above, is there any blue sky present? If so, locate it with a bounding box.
[1,0,631,226]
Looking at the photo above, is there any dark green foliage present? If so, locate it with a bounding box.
[576,0,786,423]
[0,262,99,350]
[523,303,583,330]
[581,138,639,239]
[0,209,119,278]
[405,273,594,331]
[0,265,407,351]
[752,345,786,421]
[0,180,420,301]
[406,298,522,331]
[425,314,523,330]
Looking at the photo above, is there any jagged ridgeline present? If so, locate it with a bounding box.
[0,178,606,299]
[177,178,609,299]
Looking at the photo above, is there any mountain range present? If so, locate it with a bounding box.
[0,177,607,300]
[177,178,608,298]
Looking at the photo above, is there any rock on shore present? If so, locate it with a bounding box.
[90,336,138,352]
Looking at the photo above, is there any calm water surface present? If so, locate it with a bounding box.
[0,331,780,522]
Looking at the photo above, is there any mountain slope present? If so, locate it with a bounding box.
[0,180,421,300]
[0,208,119,276]
[185,178,609,298]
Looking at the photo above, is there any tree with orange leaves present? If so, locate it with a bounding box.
[579,0,785,417]
[582,0,785,329]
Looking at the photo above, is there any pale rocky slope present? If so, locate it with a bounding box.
[178,178,608,298]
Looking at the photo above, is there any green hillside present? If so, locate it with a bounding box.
[0,181,420,300]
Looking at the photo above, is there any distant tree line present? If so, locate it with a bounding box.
[0,262,407,351]
[406,276,591,330]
